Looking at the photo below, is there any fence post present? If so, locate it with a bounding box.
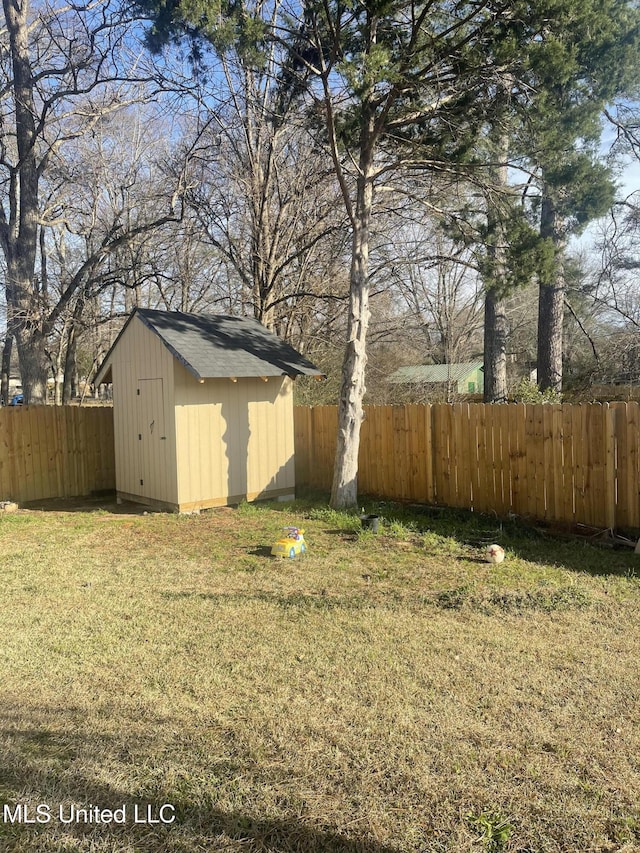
[602,403,617,530]
[604,403,616,531]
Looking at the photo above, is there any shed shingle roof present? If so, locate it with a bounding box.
[96,308,323,383]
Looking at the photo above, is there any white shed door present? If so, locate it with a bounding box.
[136,378,167,499]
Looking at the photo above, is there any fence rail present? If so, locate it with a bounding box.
[294,402,640,530]
[0,405,115,504]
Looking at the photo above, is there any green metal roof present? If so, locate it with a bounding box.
[388,361,483,384]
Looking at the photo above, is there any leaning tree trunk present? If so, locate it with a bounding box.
[330,166,373,510]
[537,194,565,394]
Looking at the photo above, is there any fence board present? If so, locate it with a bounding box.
[618,402,640,528]
[425,405,435,504]
[360,407,376,496]
[324,406,338,490]
[382,406,392,495]
[515,403,528,516]
[562,404,577,522]
[393,406,409,501]
[477,405,489,511]
[604,404,616,530]
[550,405,563,522]
[628,403,640,528]
[586,405,602,527]
[406,406,421,499]
[574,404,588,525]
[467,404,480,510]
[443,404,456,506]
[483,403,494,510]
[495,404,510,515]
[100,405,116,490]
[432,405,449,506]
[31,406,49,498]
[455,403,471,508]
[488,405,500,511]
[14,409,31,500]
[542,405,554,521]
[506,403,518,512]
[539,404,550,518]
[293,407,309,487]
[490,406,502,514]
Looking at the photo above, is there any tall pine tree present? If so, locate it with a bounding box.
[520,0,640,392]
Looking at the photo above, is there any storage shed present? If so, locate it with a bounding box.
[95,308,323,512]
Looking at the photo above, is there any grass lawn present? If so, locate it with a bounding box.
[0,495,639,853]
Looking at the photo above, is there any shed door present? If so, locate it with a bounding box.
[136,378,167,499]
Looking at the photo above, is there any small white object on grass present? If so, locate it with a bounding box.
[486,543,505,564]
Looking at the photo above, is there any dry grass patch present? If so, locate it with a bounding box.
[0,498,639,852]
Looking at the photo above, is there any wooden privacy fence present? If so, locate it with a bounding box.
[3,401,640,529]
[0,406,115,504]
[294,402,640,530]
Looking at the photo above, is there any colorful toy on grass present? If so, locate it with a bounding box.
[271,527,306,559]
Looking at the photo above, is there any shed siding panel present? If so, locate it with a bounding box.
[173,365,295,506]
[111,318,178,504]
[248,378,295,495]
[174,367,225,504]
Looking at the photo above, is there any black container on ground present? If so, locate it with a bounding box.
[360,514,380,533]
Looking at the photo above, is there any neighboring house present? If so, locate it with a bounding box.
[388,361,484,397]
[95,308,323,512]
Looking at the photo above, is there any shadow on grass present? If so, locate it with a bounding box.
[0,705,402,853]
[324,530,360,539]
[21,493,158,516]
[247,544,274,558]
[160,589,376,612]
